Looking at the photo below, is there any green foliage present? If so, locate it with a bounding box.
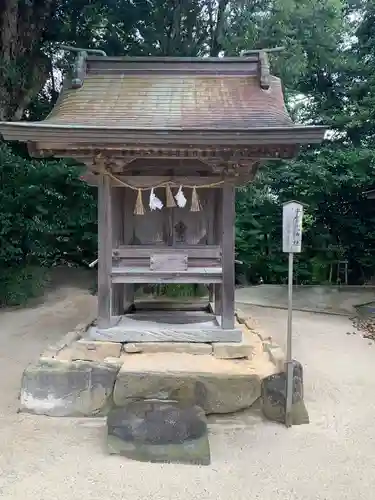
[0,266,50,306]
[0,143,97,302]
[161,285,207,298]
[236,145,375,284]
[2,0,375,300]
[142,284,207,298]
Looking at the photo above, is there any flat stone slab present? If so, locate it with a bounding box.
[56,340,122,362]
[20,360,119,417]
[124,342,212,355]
[87,311,242,343]
[113,353,270,414]
[107,401,210,465]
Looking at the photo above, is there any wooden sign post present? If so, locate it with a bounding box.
[282,200,303,428]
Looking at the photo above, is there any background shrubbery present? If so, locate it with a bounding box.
[0,144,97,305]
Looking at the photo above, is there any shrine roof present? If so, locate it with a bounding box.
[0,55,325,149]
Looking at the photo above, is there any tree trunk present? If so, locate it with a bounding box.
[1,0,19,63]
[210,0,230,56]
[0,0,55,121]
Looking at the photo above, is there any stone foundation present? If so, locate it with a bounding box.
[19,310,291,418]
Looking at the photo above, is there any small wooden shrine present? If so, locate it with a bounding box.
[0,52,325,343]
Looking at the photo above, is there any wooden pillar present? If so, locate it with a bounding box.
[221,182,235,329]
[213,188,222,316]
[207,189,215,307]
[214,284,222,316]
[112,187,124,316]
[98,173,112,328]
[122,187,135,312]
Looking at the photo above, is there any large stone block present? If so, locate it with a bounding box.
[107,401,210,465]
[262,359,309,425]
[113,353,261,414]
[20,360,119,417]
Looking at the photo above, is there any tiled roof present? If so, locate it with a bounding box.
[0,57,326,147]
[47,73,292,130]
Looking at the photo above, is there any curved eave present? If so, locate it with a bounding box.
[0,122,326,147]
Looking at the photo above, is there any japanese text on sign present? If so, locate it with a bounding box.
[282,202,303,253]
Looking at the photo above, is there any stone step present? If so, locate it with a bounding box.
[113,351,276,414]
[107,401,210,465]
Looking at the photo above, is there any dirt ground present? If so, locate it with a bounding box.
[0,284,375,500]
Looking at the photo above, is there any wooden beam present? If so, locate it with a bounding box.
[115,258,221,268]
[34,144,300,159]
[113,245,221,259]
[81,174,225,187]
[111,267,222,284]
[221,182,235,329]
[97,172,112,328]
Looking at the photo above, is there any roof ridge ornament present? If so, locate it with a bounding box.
[60,45,107,89]
[241,47,284,90]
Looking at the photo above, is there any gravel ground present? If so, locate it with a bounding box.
[0,287,374,500]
